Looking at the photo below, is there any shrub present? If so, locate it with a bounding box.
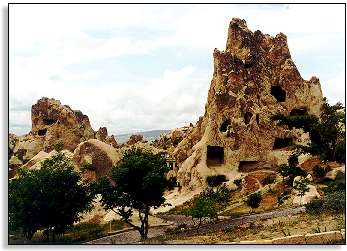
[277,188,291,205]
[305,198,324,215]
[233,178,242,187]
[262,175,276,185]
[166,177,178,191]
[246,192,262,210]
[206,175,227,187]
[323,191,345,214]
[335,142,346,163]
[313,165,331,178]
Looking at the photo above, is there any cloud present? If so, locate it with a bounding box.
[9,4,345,135]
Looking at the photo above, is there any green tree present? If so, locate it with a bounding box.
[9,152,93,241]
[95,148,169,240]
[246,192,262,212]
[293,176,310,206]
[272,98,345,162]
[184,184,230,232]
[279,154,307,185]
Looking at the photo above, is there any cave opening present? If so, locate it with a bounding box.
[244,112,253,125]
[273,137,293,149]
[38,129,47,136]
[256,114,260,125]
[43,118,57,125]
[220,119,231,132]
[271,86,286,102]
[207,146,224,166]
[290,108,308,116]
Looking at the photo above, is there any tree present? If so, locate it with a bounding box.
[246,192,262,212]
[183,184,230,232]
[95,148,169,240]
[272,98,345,162]
[9,152,93,241]
[279,154,307,185]
[293,176,310,206]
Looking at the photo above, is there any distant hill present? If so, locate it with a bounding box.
[115,130,171,144]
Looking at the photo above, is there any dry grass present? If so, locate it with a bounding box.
[164,213,345,244]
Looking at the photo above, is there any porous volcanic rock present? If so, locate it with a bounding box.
[175,18,323,192]
[126,134,144,145]
[9,97,118,168]
[73,139,122,180]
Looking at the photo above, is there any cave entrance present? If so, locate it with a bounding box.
[256,114,260,125]
[43,118,57,125]
[207,146,224,166]
[271,86,286,102]
[38,129,47,136]
[244,112,253,125]
[290,108,308,116]
[220,119,231,132]
[273,137,293,149]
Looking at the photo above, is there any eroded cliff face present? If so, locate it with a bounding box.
[175,18,323,191]
[10,97,119,165]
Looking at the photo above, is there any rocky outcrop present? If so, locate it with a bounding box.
[126,134,144,145]
[175,18,323,192]
[73,139,122,181]
[9,97,118,170]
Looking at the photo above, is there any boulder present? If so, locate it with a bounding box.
[73,139,122,180]
[126,134,144,145]
[293,184,320,206]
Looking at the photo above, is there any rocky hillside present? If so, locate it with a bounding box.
[160,18,323,193]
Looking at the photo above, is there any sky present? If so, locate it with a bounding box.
[9,4,345,136]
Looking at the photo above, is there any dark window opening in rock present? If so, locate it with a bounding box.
[207,146,224,166]
[273,137,293,149]
[43,118,57,125]
[220,119,231,132]
[271,86,286,102]
[38,129,47,136]
[244,112,252,125]
[290,108,308,116]
[238,161,260,172]
[256,114,260,125]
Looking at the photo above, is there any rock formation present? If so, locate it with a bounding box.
[126,134,144,145]
[174,18,323,191]
[9,97,118,167]
[73,139,122,181]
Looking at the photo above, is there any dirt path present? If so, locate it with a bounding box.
[86,207,305,244]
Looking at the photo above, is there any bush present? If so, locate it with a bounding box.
[277,188,291,205]
[206,175,227,187]
[262,175,276,185]
[335,142,346,163]
[313,165,331,178]
[305,198,324,215]
[323,191,345,214]
[166,177,178,191]
[233,178,242,187]
[246,192,262,209]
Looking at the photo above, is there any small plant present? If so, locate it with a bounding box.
[293,176,310,206]
[277,188,291,205]
[80,163,94,172]
[206,174,228,187]
[313,165,331,178]
[246,192,262,212]
[233,178,242,187]
[262,175,276,185]
[305,197,324,215]
[166,177,178,191]
[323,191,345,214]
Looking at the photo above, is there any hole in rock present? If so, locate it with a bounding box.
[244,112,253,125]
[273,137,293,149]
[207,146,224,166]
[256,114,260,125]
[271,86,286,102]
[220,119,231,132]
[238,161,260,172]
[43,118,57,125]
[290,108,308,116]
[38,129,47,136]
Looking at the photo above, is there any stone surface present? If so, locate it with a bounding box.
[272,235,306,244]
[73,139,122,180]
[293,183,320,206]
[9,97,118,174]
[126,134,144,145]
[174,18,323,192]
[305,231,343,244]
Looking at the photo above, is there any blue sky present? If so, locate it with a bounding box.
[9,4,345,136]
